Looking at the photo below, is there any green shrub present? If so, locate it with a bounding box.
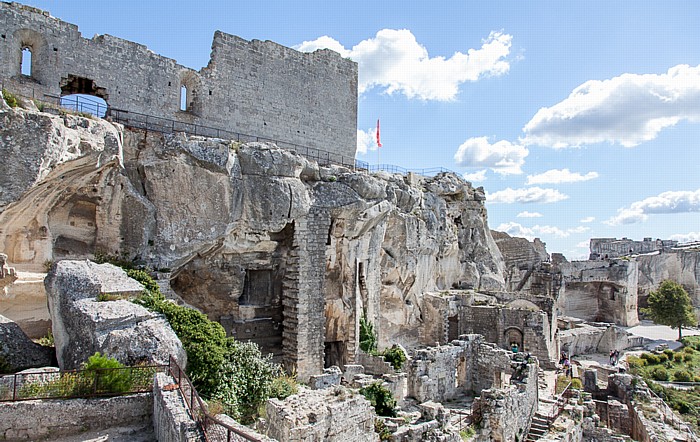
[460,426,476,440]
[674,353,684,363]
[37,328,54,347]
[570,377,583,390]
[683,346,696,354]
[382,345,407,371]
[684,353,694,362]
[82,352,133,393]
[359,313,377,353]
[270,374,298,400]
[374,418,392,441]
[360,382,397,417]
[641,353,660,364]
[651,367,669,381]
[626,356,645,372]
[673,370,693,382]
[663,349,674,359]
[656,353,669,363]
[2,89,19,108]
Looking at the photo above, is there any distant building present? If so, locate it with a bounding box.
[589,237,678,260]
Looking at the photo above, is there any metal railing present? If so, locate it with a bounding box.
[547,381,574,425]
[166,356,263,442]
[645,381,699,441]
[0,364,166,402]
[367,163,458,177]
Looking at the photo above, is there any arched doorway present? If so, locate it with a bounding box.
[504,327,524,352]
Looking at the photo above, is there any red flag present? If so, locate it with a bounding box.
[376,119,382,148]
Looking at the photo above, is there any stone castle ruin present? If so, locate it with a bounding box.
[0,2,358,166]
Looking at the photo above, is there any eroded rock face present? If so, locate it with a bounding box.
[44,260,186,370]
[0,314,56,373]
[637,250,700,319]
[2,104,506,379]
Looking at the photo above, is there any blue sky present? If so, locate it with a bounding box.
[22,1,700,259]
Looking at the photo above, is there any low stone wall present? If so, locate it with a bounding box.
[473,361,538,442]
[356,351,394,375]
[0,393,152,441]
[152,372,202,442]
[265,387,376,442]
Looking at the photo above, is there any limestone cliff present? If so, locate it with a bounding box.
[0,103,506,379]
[637,249,700,319]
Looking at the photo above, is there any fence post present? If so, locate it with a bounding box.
[12,373,17,401]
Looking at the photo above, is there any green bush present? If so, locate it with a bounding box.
[360,382,396,417]
[674,353,684,362]
[359,313,377,353]
[374,418,392,441]
[2,89,19,108]
[626,356,645,372]
[683,346,696,354]
[651,367,669,381]
[270,374,298,400]
[663,349,674,358]
[673,370,693,382]
[683,353,693,362]
[82,352,133,393]
[641,353,660,364]
[382,345,407,371]
[656,353,669,363]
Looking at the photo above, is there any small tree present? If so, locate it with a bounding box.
[642,280,697,340]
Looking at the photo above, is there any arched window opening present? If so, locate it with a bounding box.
[180,85,188,111]
[20,47,32,76]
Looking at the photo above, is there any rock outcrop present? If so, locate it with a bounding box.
[44,260,186,370]
[0,314,56,373]
[2,103,506,380]
[637,249,700,318]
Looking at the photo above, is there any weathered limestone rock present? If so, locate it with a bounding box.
[2,104,508,381]
[0,314,56,373]
[44,260,186,369]
[637,249,700,319]
[265,387,377,442]
[0,271,50,339]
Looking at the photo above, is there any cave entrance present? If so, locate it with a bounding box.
[59,75,109,117]
[324,341,347,369]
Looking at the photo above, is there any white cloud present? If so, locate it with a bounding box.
[487,187,568,204]
[605,188,700,225]
[454,137,528,175]
[462,169,488,182]
[356,128,379,155]
[526,169,599,185]
[568,226,590,234]
[580,216,595,223]
[576,241,590,248]
[522,64,700,148]
[517,211,543,218]
[670,232,700,243]
[296,30,512,101]
[496,222,590,240]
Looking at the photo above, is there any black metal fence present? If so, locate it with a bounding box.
[0,364,165,402]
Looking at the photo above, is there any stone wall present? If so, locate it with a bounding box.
[265,387,376,442]
[152,373,203,442]
[559,260,639,326]
[473,361,538,442]
[637,249,700,320]
[0,2,357,165]
[558,319,643,357]
[406,335,514,402]
[0,393,152,441]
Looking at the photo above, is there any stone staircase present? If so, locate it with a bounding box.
[525,412,550,441]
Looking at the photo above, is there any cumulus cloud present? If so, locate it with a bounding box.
[495,223,565,240]
[580,216,595,223]
[526,169,599,185]
[576,241,590,248]
[356,128,379,155]
[670,232,700,243]
[605,188,700,225]
[296,30,512,101]
[496,222,589,240]
[522,64,700,148]
[517,211,543,218]
[487,187,568,204]
[454,137,528,175]
[462,169,488,182]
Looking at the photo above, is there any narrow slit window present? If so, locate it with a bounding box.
[21,47,32,76]
[180,85,188,111]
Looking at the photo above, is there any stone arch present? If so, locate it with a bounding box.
[13,28,47,81]
[59,75,109,117]
[504,326,524,351]
[178,69,202,114]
